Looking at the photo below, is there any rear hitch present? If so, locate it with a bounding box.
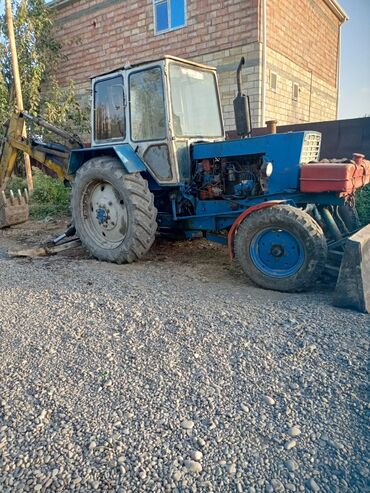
[52,224,77,245]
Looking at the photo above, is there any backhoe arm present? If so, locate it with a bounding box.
[0,112,80,227]
[0,112,78,191]
[0,113,25,188]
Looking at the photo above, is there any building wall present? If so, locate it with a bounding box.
[194,43,262,129]
[264,46,338,125]
[52,0,260,132]
[62,45,262,134]
[264,0,341,124]
[52,0,343,136]
[53,0,259,86]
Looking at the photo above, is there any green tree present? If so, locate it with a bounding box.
[0,0,87,135]
[0,71,8,123]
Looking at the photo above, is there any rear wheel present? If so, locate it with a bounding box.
[71,156,157,263]
[234,205,327,292]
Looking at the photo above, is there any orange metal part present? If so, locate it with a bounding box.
[300,159,370,194]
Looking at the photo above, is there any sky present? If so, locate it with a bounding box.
[338,0,370,119]
[0,0,369,120]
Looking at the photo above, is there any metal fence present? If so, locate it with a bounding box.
[228,117,370,159]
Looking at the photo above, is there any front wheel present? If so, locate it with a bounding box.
[234,205,327,292]
[71,156,157,263]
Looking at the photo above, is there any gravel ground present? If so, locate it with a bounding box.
[0,223,369,493]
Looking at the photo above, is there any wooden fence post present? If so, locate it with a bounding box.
[5,0,34,191]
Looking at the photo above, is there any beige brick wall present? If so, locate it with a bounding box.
[53,0,259,87]
[266,0,340,88]
[262,0,341,126]
[52,0,260,136]
[71,42,262,135]
[194,42,261,131]
[73,38,337,136]
[265,46,337,125]
[51,0,342,135]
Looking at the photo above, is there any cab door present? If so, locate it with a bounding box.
[92,72,127,145]
[127,63,178,184]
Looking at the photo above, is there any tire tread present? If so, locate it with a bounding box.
[72,157,157,264]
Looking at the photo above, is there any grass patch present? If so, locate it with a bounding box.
[356,185,370,226]
[6,168,70,220]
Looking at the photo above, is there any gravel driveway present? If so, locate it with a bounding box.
[0,222,368,493]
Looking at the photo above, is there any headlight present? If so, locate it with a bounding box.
[261,161,273,177]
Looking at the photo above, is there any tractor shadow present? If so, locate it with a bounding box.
[0,217,334,305]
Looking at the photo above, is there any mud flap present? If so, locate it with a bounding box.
[0,189,29,228]
[333,224,370,313]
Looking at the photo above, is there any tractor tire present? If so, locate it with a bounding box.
[71,156,157,263]
[234,205,327,292]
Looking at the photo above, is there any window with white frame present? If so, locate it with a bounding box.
[153,0,186,34]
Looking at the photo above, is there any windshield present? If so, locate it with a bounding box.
[169,64,223,138]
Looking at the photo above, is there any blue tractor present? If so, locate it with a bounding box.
[1,55,369,309]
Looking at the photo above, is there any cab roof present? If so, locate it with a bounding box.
[91,55,216,80]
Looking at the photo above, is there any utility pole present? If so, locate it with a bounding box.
[5,0,33,191]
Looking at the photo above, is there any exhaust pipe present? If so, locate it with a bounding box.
[236,56,244,95]
[266,119,277,134]
[233,57,252,138]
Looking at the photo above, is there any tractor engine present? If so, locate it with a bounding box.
[192,156,266,200]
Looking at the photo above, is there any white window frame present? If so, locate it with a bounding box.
[270,70,277,92]
[153,0,187,35]
[292,82,299,102]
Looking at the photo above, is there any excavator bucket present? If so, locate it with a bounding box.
[0,188,29,228]
[333,224,370,313]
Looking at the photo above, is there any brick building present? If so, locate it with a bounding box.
[50,0,347,133]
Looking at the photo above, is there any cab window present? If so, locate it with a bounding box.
[129,67,166,141]
[94,75,125,142]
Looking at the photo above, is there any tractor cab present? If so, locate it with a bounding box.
[91,56,224,185]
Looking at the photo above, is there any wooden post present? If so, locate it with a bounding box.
[5,0,33,191]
